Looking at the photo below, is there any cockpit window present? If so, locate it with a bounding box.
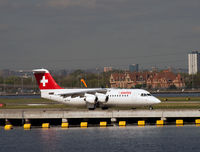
[141,93,151,97]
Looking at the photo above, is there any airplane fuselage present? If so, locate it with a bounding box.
[41,88,160,108]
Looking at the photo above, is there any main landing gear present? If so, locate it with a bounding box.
[149,106,153,110]
[87,103,96,110]
[88,108,95,110]
[101,107,108,110]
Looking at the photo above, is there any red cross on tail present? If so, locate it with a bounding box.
[33,69,63,90]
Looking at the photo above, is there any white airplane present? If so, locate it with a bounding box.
[33,69,161,110]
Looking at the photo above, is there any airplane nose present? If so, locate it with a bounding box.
[146,97,161,104]
[154,98,161,104]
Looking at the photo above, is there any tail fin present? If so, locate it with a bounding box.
[33,69,62,90]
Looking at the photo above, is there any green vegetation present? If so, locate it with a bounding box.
[0,70,112,94]
[0,98,56,104]
[0,76,35,85]
[59,70,111,88]
[2,70,200,93]
[158,97,200,102]
[182,73,200,89]
[153,103,200,109]
[0,104,70,109]
[0,98,76,109]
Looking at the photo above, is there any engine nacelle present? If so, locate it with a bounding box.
[96,93,109,103]
[84,94,97,104]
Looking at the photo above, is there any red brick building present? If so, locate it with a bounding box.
[110,70,185,89]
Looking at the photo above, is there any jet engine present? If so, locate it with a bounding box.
[96,93,109,103]
[84,94,98,104]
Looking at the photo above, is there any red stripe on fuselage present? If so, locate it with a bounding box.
[120,92,131,95]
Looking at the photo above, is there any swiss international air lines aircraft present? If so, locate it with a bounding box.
[33,69,161,110]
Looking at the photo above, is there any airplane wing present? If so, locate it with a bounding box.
[58,89,107,98]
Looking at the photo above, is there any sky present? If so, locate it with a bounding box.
[0,0,200,70]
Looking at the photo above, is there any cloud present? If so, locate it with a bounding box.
[0,0,11,7]
[0,0,8,5]
[0,24,9,31]
[46,0,96,8]
[0,0,96,9]
[0,0,32,9]
[192,26,200,33]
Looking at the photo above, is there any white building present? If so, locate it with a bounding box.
[104,66,112,72]
[188,51,200,75]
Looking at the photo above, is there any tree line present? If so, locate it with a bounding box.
[1,71,200,94]
[0,70,112,93]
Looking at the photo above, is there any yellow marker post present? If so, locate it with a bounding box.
[61,122,69,128]
[176,120,183,126]
[24,124,31,130]
[138,121,145,126]
[195,119,200,124]
[156,120,164,126]
[4,125,13,130]
[119,121,126,127]
[81,79,87,88]
[42,123,50,128]
[80,122,88,128]
[100,122,107,127]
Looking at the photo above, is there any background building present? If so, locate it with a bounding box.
[188,51,200,75]
[129,64,139,72]
[110,69,185,89]
[104,67,112,72]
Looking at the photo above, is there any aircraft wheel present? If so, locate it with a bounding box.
[88,108,95,110]
[101,107,108,110]
[149,106,153,110]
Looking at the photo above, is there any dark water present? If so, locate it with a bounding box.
[1,126,200,152]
